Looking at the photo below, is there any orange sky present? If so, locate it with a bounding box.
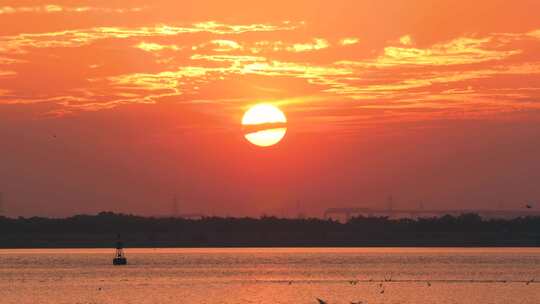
[1,0,540,217]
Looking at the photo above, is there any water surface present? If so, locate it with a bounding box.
[0,248,538,303]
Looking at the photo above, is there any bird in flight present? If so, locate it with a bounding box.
[316,298,328,304]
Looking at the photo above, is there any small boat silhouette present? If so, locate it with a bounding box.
[113,234,127,265]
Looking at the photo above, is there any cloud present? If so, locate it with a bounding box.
[190,54,267,67]
[2,20,540,124]
[109,67,210,91]
[0,70,16,77]
[399,35,412,46]
[0,5,145,15]
[338,64,539,98]
[209,40,242,52]
[25,55,352,114]
[0,56,24,64]
[287,38,329,52]
[135,42,181,52]
[247,38,331,53]
[241,61,351,78]
[340,38,359,46]
[527,29,540,39]
[0,21,301,54]
[107,54,350,95]
[337,36,521,67]
[191,39,244,52]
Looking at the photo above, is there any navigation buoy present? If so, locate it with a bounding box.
[113,234,127,265]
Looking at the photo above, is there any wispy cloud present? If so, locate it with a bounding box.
[0,70,16,77]
[287,38,329,52]
[209,40,243,52]
[0,56,24,64]
[135,42,181,52]
[337,36,521,67]
[0,21,301,54]
[1,20,539,124]
[0,5,145,15]
[340,37,359,46]
[249,38,330,53]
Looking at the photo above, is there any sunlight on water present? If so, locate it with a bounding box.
[0,248,538,303]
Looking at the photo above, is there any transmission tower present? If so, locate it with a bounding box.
[172,194,179,217]
[0,192,3,215]
[386,195,394,211]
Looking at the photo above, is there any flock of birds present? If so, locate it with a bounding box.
[311,277,536,304]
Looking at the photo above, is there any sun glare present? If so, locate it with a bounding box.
[242,104,287,147]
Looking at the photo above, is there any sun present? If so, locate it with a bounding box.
[242,104,287,147]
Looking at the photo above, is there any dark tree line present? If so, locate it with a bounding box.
[0,212,539,247]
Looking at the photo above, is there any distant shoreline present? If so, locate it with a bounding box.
[1,240,539,248]
[1,212,539,248]
[1,243,538,249]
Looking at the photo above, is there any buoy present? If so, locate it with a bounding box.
[113,234,127,265]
